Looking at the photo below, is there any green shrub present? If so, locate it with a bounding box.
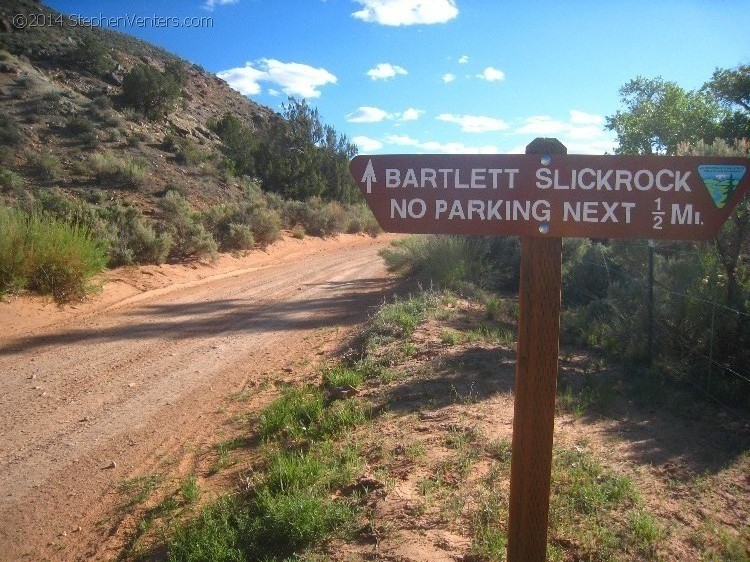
[0,205,107,301]
[201,203,248,251]
[345,203,381,236]
[159,191,217,261]
[69,37,112,77]
[33,188,99,229]
[0,168,24,194]
[248,206,280,249]
[121,62,185,119]
[24,215,107,301]
[0,114,22,146]
[225,223,254,251]
[101,204,172,266]
[0,206,29,296]
[173,137,208,166]
[0,146,15,167]
[25,151,62,181]
[282,197,346,237]
[90,151,149,189]
[65,114,97,137]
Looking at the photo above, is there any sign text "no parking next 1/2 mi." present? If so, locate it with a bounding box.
[350,153,749,240]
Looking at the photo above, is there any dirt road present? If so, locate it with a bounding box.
[0,233,398,561]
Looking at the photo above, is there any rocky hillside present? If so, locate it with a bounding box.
[0,0,281,211]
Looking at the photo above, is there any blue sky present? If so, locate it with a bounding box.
[46,0,750,155]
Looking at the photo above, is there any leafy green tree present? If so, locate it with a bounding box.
[251,98,360,202]
[704,64,750,142]
[606,76,724,155]
[210,113,257,176]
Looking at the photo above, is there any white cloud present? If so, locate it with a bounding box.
[516,115,564,136]
[514,110,615,154]
[346,106,390,123]
[204,0,238,10]
[384,134,498,154]
[352,0,458,26]
[401,107,424,121]
[353,135,384,152]
[458,54,469,64]
[569,109,605,126]
[442,73,456,83]
[217,58,337,99]
[437,113,510,133]
[346,106,424,123]
[216,64,266,96]
[477,66,505,82]
[367,63,408,80]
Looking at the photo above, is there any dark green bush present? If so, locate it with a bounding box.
[70,37,112,77]
[121,62,185,119]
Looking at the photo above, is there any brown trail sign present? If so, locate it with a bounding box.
[349,150,749,240]
[349,138,749,562]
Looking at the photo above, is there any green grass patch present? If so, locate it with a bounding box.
[362,291,440,347]
[179,475,201,505]
[557,375,617,419]
[166,389,368,561]
[322,364,363,389]
[547,447,667,560]
[441,325,515,347]
[258,386,368,443]
[120,474,162,507]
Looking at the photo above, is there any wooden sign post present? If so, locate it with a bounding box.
[507,138,565,561]
[349,139,749,561]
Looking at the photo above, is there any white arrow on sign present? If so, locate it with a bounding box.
[362,159,376,193]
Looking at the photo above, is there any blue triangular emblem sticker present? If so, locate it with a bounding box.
[698,164,746,208]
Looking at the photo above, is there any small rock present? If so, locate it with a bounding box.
[73,526,82,533]
[103,460,117,470]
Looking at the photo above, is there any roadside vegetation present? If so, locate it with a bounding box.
[114,280,748,560]
[0,50,378,303]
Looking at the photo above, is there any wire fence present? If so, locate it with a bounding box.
[565,239,750,413]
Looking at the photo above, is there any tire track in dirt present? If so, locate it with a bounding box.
[0,235,398,561]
